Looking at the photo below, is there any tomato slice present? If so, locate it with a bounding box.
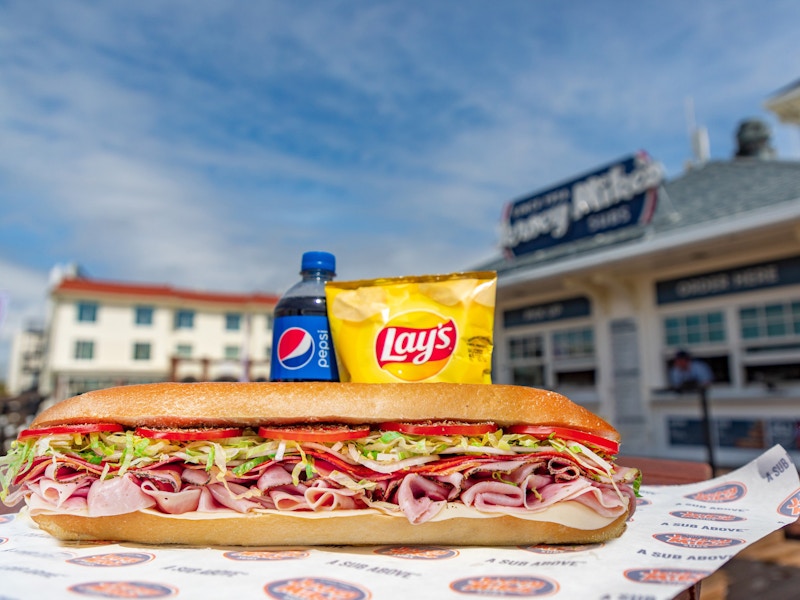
[506,425,620,454]
[257,424,371,443]
[135,427,244,441]
[18,423,124,439]
[379,421,498,436]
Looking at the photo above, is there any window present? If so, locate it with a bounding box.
[133,343,151,361]
[739,300,800,385]
[740,301,800,341]
[552,326,596,387]
[509,335,544,360]
[175,344,192,358]
[508,334,545,388]
[174,310,195,329]
[663,311,726,347]
[224,345,240,360]
[225,313,242,331]
[75,340,94,360]
[552,327,594,359]
[135,306,154,326]
[265,313,274,331]
[76,302,98,323]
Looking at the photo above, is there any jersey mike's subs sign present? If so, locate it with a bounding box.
[500,151,663,258]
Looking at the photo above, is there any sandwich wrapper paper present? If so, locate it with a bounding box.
[1,444,798,600]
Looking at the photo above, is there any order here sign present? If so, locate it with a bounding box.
[500,151,663,258]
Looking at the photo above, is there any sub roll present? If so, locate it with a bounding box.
[0,382,640,546]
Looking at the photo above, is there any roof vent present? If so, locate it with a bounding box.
[734,118,776,159]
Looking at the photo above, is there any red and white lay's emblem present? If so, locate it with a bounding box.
[375,312,457,381]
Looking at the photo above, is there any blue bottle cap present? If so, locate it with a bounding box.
[301,251,336,274]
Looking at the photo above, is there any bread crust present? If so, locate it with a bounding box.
[31,510,628,547]
[31,382,618,440]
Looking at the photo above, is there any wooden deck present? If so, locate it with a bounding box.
[699,524,800,600]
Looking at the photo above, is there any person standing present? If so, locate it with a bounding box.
[669,349,713,392]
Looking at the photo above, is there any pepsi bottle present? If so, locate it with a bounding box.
[269,251,339,382]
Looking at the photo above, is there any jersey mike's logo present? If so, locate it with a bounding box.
[277,327,315,370]
[779,489,800,518]
[265,577,369,600]
[375,311,457,381]
[67,552,155,567]
[685,482,747,503]
[653,532,745,549]
[68,581,177,598]
[449,575,558,596]
[624,568,710,585]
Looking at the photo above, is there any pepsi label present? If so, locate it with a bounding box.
[271,315,339,381]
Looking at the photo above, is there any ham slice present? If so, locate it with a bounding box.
[395,474,449,524]
[86,475,156,517]
[140,483,202,515]
[304,482,360,511]
[256,464,294,491]
[206,482,261,513]
[270,484,311,511]
[461,480,524,511]
[131,464,183,493]
[181,466,212,486]
[28,491,88,515]
[35,477,92,509]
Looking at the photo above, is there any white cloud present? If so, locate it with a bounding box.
[1,1,800,383]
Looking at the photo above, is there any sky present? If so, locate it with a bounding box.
[1,1,800,381]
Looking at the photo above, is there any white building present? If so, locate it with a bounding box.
[480,123,800,469]
[41,274,279,402]
[6,326,45,396]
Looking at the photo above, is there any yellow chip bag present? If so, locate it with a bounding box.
[325,271,496,383]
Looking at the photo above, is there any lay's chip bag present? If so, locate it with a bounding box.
[325,271,496,383]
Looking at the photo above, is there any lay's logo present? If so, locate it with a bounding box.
[375,312,457,381]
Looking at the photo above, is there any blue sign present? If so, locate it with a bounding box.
[656,255,800,304]
[500,152,662,257]
[503,296,591,328]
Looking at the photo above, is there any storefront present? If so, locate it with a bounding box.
[481,134,800,467]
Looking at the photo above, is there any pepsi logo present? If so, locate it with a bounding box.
[450,575,558,597]
[373,545,458,559]
[265,577,369,600]
[686,482,747,503]
[625,568,710,585]
[67,552,155,567]
[778,488,800,518]
[277,328,315,370]
[653,532,745,549]
[68,581,176,598]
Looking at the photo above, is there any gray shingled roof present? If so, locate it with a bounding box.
[655,159,800,231]
[480,158,800,274]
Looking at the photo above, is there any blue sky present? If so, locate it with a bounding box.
[1,1,799,379]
